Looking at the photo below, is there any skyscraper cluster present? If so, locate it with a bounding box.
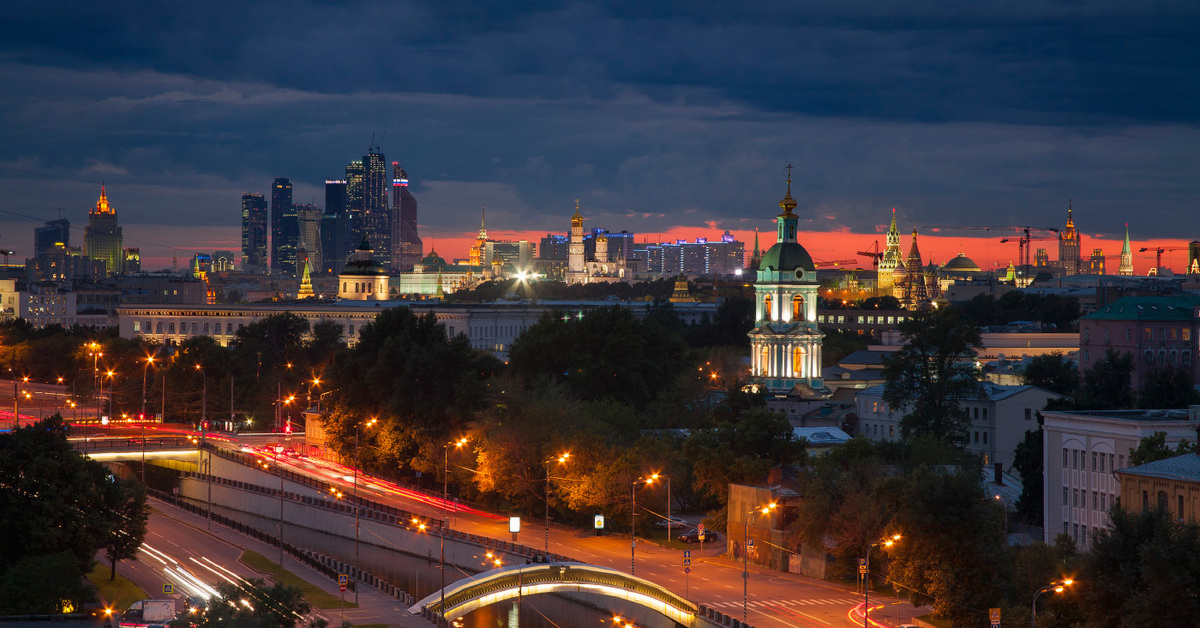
[242,145,422,277]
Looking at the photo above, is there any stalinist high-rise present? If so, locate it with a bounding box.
[84,186,123,277]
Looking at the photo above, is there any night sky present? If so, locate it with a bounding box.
[1,1,1197,270]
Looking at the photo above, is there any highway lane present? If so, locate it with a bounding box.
[239,445,905,628]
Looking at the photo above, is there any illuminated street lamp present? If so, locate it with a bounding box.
[353,418,377,604]
[864,534,902,628]
[140,356,156,485]
[441,436,467,614]
[1032,578,1074,628]
[743,502,776,622]
[630,475,656,575]
[545,452,570,552]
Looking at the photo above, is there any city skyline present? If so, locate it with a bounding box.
[0,2,1197,272]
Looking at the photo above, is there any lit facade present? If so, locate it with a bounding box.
[1058,204,1081,276]
[241,193,268,271]
[748,174,825,395]
[83,187,123,277]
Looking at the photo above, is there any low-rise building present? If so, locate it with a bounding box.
[1042,406,1200,548]
[855,382,1061,469]
[1116,452,1200,521]
[1077,295,1200,391]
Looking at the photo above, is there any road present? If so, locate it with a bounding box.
[242,445,922,628]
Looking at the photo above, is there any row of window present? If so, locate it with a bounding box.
[863,423,896,438]
[1142,490,1187,521]
[1082,326,1194,343]
[817,314,908,325]
[132,320,363,337]
[1064,487,1115,512]
[1064,522,1090,546]
[1064,448,1124,473]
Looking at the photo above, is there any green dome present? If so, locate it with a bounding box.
[759,242,815,273]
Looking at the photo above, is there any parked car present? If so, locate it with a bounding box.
[653,516,688,530]
[678,529,720,544]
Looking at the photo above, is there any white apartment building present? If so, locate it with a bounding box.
[855,382,1061,469]
[1041,407,1200,548]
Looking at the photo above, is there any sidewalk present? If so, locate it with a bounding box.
[150,498,428,628]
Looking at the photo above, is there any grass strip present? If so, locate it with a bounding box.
[87,563,148,611]
[239,550,357,610]
[916,613,952,627]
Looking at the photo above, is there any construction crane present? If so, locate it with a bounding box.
[924,225,1060,272]
[856,241,884,270]
[1139,246,1190,274]
[813,258,862,268]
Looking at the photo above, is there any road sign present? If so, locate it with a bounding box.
[683,550,692,559]
[163,584,174,595]
[858,558,867,575]
[684,567,691,574]
[747,539,754,547]
[338,574,348,592]
[697,524,705,533]
[989,608,1000,625]
[683,558,692,567]
[697,534,705,542]
[594,515,605,529]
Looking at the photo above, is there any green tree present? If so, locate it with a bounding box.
[0,551,95,614]
[683,406,805,507]
[822,329,869,367]
[882,308,983,444]
[1012,428,1044,525]
[1022,352,1080,396]
[101,477,149,580]
[1077,506,1200,627]
[171,579,311,628]
[1128,431,1196,466]
[1138,366,1200,409]
[1076,349,1134,410]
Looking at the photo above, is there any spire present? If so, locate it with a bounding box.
[478,204,487,240]
[93,186,113,214]
[753,228,761,256]
[778,164,797,215]
[1121,222,1131,255]
[888,208,898,236]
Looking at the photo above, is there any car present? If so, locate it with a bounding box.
[653,516,688,530]
[677,529,720,544]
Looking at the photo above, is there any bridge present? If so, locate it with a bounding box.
[410,562,697,625]
[71,436,201,461]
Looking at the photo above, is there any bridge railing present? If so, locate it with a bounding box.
[72,436,195,451]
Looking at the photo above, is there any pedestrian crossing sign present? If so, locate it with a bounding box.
[163,584,173,595]
[683,558,691,567]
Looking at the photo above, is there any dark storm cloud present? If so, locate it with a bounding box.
[0,0,1197,261]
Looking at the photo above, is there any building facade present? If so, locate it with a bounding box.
[1058,205,1081,276]
[1077,295,1200,391]
[856,382,1060,469]
[1116,452,1200,522]
[34,218,70,256]
[1042,407,1200,548]
[748,175,825,396]
[83,187,123,277]
[269,178,295,274]
[362,150,391,271]
[392,163,423,272]
[241,193,268,271]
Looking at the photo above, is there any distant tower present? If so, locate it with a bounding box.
[470,205,488,267]
[747,166,825,395]
[1118,223,1134,276]
[595,231,609,262]
[1189,241,1200,275]
[321,179,350,274]
[878,208,903,295]
[1058,202,1081,275]
[241,193,268,271]
[269,177,295,274]
[34,218,70,256]
[83,186,123,277]
[902,228,927,306]
[392,163,423,272]
[362,149,391,271]
[1088,248,1106,275]
[566,200,586,284]
[749,228,762,268]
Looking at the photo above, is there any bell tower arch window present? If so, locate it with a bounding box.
[760,345,770,376]
[792,295,804,321]
[792,346,805,377]
[763,294,773,321]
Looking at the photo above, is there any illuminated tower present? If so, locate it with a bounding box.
[362,149,391,271]
[269,177,295,274]
[1189,241,1200,275]
[747,168,824,395]
[469,205,487,267]
[1118,223,1134,276]
[566,200,586,284]
[877,209,903,295]
[392,163,423,272]
[1058,202,1081,275]
[83,186,123,277]
[903,228,927,306]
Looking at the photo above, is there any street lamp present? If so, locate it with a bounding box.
[864,534,902,628]
[630,475,656,576]
[105,370,115,419]
[1032,579,1074,628]
[442,436,467,615]
[353,418,377,604]
[140,356,157,485]
[743,502,776,622]
[87,341,102,425]
[545,452,570,552]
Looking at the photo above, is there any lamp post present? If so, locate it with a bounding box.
[545,452,570,552]
[1032,579,1073,628]
[56,376,64,414]
[353,418,377,604]
[743,502,776,622]
[441,436,467,616]
[864,534,902,628]
[140,357,156,485]
[630,475,655,576]
[87,342,102,425]
[105,370,115,419]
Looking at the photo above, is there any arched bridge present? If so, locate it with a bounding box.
[409,562,697,625]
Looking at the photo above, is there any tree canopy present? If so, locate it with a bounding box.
[882,307,983,444]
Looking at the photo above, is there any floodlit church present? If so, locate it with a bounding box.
[565,201,631,285]
[748,172,829,398]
